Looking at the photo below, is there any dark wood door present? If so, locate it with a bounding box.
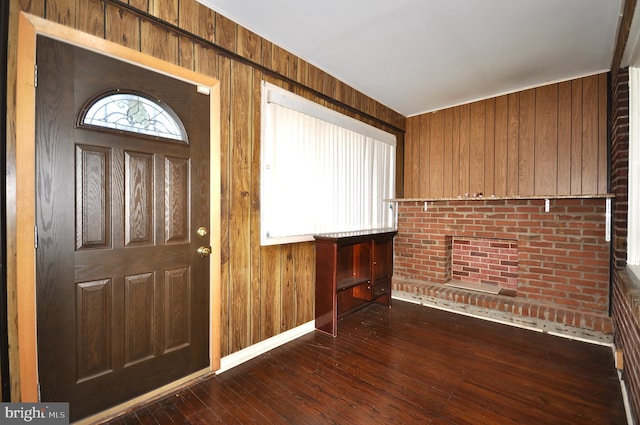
[35,36,211,421]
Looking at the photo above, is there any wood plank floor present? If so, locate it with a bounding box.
[101,300,627,424]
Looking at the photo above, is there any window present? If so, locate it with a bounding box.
[629,68,640,277]
[79,90,188,142]
[260,81,396,246]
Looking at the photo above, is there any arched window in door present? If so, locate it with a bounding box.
[78,90,188,142]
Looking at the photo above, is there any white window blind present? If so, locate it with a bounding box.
[261,81,396,246]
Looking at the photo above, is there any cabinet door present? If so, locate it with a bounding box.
[373,238,393,280]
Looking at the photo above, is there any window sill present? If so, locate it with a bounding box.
[628,265,640,287]
[620,266,640,327]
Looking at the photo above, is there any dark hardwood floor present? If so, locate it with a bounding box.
[101,300,627,424]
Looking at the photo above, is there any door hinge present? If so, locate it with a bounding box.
[37,383,41,401]
[34,225,38,249]
[34,64,38,88]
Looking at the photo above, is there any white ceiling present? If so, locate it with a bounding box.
[197,0,624,117]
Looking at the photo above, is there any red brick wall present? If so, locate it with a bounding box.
[395,198,610,314]
[452,238,518,290]
[610,67,639,423]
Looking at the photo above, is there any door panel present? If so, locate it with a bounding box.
[76,145,111,250]
[36,36,210,421]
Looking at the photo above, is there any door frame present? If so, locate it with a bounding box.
[15,11,221,405]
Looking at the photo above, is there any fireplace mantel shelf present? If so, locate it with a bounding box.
[387,194,614,203]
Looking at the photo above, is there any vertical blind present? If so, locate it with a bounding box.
[261,81,396,246]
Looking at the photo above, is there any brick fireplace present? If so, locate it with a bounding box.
[392,198,613,337]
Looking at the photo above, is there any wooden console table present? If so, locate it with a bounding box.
[314,228,397,336]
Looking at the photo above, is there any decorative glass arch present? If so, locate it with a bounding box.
[78,90,188,142]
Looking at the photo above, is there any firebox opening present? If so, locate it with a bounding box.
[445,237,518,296]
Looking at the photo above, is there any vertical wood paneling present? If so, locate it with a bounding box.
[141,21,178,64]
[336,80,354,110]
[452,107,461,196]
[307,63,324,95]
[215,12,236,53]
[178,0,215,43]
[419,114,430,197]
[470,102,486,194]
[413,116,421,198]
[297,60,311,90]
[218,54,231,356]
[178,38,194,72]
[129,0,149,11]
[259,246,281,340]
[484,98,495,196]
[598,73,608,193]
[534,84,558,195]
[507,93,520,196]
[76,0,104,37]
[408,116,420,198]
[194,44,217,77]
[405,75,608,199]
[403,117,413,197]
[250,70,262,345]
[429,111,444,198]
[149,0,177,25]
[272,45,292,80]
[443,109,454,197]
[105,3,140,50]
[518,89,536,196]
[557,81,572,194]
[324,77,337,107]
[15,0,44,16]
[238,26,261,64]
[494,95,508,196]
[45,0,74,26]
[395,131,405,198]
[459,104,470,194]
[280,245,295,332]
[582,75,600,194]
[294,242,314,327]
[469,102,485,194]
[229,61,252,353]
[571,79,584,194]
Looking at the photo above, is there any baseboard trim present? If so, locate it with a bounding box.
[216,321,316,374]
[618,370,635,425]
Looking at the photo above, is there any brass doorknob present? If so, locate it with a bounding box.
[197,246,212,256]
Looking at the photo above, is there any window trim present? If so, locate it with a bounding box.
[628,67,640,281]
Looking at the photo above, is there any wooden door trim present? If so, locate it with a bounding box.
[15,12,221,402]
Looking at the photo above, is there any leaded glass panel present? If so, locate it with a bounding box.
[80,91,188,142]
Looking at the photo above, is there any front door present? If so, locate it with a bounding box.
[35,36,211,421]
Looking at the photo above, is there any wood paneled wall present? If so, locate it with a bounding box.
[404,74,608,198]
[6,0,405,394]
